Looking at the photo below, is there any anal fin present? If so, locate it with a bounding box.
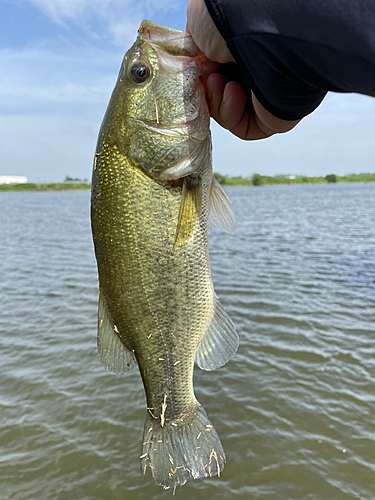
[195,295,238,371]
[97,294,137,373]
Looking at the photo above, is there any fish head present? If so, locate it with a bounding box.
[99,21,217,181]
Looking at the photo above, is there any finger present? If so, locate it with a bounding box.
[222,84,271,140]
[186,0,194,32]
[206,73,228,122]
[219,80,248,131]
[252,93,301,133]
[186,0,234,63]
[207,74,271,140]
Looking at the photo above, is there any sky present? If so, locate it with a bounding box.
[1,0,374,183]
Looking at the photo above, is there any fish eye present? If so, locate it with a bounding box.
[130,63,151,84]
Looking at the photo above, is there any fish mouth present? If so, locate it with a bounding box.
[138,20,200,58]
[138,20,219,80]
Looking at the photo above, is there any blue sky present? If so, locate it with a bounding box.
[1,0,374,182]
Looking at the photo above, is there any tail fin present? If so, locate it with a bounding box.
[141,403,225,490]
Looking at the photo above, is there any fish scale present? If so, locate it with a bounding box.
[93,144,213,414]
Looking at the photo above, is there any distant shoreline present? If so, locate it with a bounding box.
[213,172,375,187]
[1,173,375,192]
[0,183,91,192]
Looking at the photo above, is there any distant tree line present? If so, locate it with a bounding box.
[0,183,91,192]
[64,175,88,183]
[213,172,375,187]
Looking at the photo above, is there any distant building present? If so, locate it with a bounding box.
[0,175,28,184]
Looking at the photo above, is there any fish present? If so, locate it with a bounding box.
[91,20,238,490]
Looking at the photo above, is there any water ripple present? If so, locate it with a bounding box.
[1,185,375,499]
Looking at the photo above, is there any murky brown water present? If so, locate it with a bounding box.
[1,184,375,499]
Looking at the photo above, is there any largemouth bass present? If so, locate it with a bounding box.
[91,20,238,490]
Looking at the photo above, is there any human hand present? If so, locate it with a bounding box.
[186,0,300,140]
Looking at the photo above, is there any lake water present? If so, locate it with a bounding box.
[1,183,375,500]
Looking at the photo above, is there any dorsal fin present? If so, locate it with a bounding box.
[195,295,239,371]
[208,177,237,233]
[97,294,137,373]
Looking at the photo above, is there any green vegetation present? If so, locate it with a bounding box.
[1,172,375,192]
[0,182,91,192]
[213,173,252,186]
[252,173,263,186]
[64,175,88,183]
[214,172,375,186]
[0,174,91,192]
[325,174,337,183]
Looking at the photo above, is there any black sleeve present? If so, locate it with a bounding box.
[204,0,375,120]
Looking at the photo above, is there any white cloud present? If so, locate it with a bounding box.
[106,12,144,47]
[19,0,184,45]
[1,81,107,107]
[21,0,128,24]
[22,0,182,21]
[0,46,118,112]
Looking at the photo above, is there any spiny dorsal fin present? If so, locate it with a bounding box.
[174,174,202,246]
[97,294,137,373]
[195,295,238,371]
[208,177,237,233]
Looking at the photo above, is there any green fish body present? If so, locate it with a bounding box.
[91,20,238,490]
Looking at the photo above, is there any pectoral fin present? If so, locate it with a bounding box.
[208,177,237,233]
[97,294,137,373]
[195,295,239,371]
[174,175,202,246]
